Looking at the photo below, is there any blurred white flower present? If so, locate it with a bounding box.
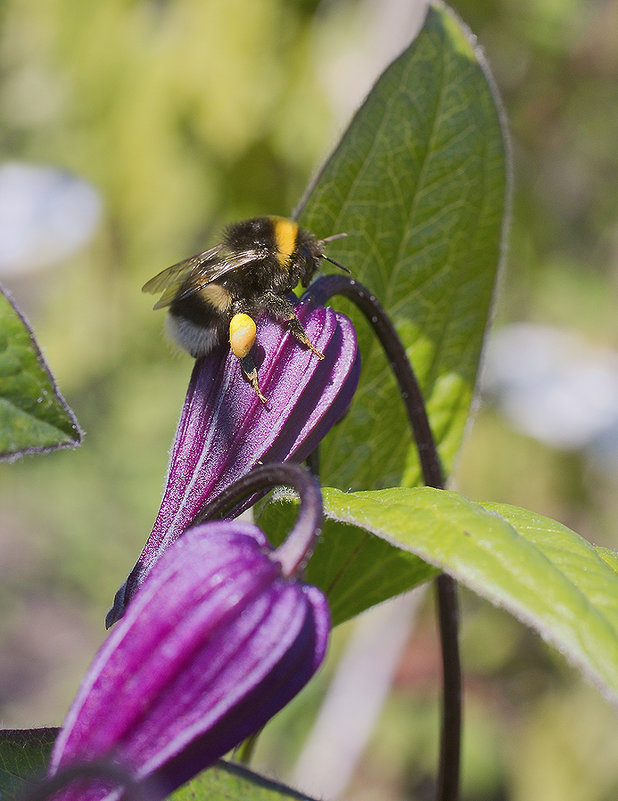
[482,323,618,470]
[0,161,101,275]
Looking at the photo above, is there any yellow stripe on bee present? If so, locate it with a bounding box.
[199,283,233,312]
[229,313,257,359]
[272,217,298,268]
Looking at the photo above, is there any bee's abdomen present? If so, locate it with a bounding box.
[168,283,232,357]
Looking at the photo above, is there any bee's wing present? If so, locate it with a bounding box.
[142,244,265,310]
[142,245,224,309]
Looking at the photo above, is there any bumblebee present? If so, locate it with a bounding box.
[142,215,348,402]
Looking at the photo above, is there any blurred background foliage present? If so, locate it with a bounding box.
[0,1,616,799]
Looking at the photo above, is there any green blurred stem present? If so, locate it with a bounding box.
[233,728,262,764]
[308,275,461,801]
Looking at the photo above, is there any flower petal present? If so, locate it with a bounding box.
[108,297,358,623]
[51,522,330,801]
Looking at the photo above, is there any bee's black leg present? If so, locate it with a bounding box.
[239,353,268,404]
[261,292,325,360]
[287,316,325,360]
[228,311,268,403]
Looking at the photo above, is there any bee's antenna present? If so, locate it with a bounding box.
[318,232,350,273]
[319,232,347,245]
[321,254,351,274]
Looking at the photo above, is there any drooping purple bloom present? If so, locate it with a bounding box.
[50,521,330,801]
[107,296,359,624]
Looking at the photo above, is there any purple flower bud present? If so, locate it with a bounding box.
[108,297,359,624]
[50,522,330,801]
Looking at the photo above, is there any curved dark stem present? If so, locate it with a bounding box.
[19,761,150,801]
[308,274,461,801]
[190,462,323,578]
[307,275,443,488]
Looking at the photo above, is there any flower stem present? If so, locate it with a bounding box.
[435,573,461,801]
[308,274,461,801]
[307,275,443,488]
[190,462,323,578]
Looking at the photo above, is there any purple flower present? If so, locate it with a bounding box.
[50,521,330,801]
[108,296,359,625]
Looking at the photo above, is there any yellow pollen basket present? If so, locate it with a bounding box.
[229,313,257,359]
[272,217,298,268]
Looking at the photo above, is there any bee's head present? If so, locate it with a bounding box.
[297,230,350,287]
[298,243,322,287]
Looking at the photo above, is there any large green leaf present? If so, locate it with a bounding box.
[256,494,438,626]
[297,3,508,490]
[0,728,315,801]
[288,486,617,702]
[0,728,57,799]
[0,287,81,459]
